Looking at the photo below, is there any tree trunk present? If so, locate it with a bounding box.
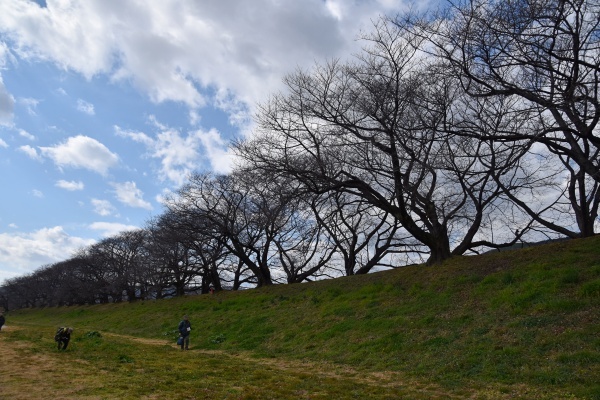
[425,228,452,265]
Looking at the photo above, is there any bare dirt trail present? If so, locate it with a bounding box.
[105,331,409,387]
[0,325,465,399]
[102,332,459,398]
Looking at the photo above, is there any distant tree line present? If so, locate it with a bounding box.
[1,0,598,310]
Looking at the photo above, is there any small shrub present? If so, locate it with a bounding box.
[560,268,580,285]
[210,334,226,344]
[557,351,600,366]
[579,279,600,297]
[423,336,451,349]
[118,354,134,363]
[163,329,179,338]
[501,272,516,285]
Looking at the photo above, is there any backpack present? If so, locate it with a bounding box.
[54,327,65,341]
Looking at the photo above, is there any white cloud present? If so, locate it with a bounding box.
[88,221,139,238]
[0,0,401,117]
[19,97,40,116]
[114,125,154,146]
[39,135,119,175]
[0,226,94,280]
[32,189,44,198]
[110,181,152,210]
[196,127,235,174]
[0,138,8,148]
[19,128,36,140]
[0,41,9,68]
[148,115,167,130]
[76,98,95,115]
[55,179,84,191]
[325,0,344,20]
[0,77,15,126]
[91,198,116,216]
[0,2,115,79]
[152,128,203,185]
[0,44,14,126]
[117,119,234,180]
[155,188,174,205]
[189,110,201,126]
[116,121,210,186]
[8,223,18,229]
[18,144,41,160]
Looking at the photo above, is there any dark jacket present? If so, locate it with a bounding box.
[178,319,191,337]
[56,328,71,342]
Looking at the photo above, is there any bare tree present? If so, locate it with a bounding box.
[242,173,337,283]
[83,230,148,302]
[144,214,204,297]
[308,191,416,275]
[147,211,225,295]
[1,275,36,309]
[169,173,276,287]
[239,18,532,264]
[68,249,114,304]
[406,0,600,236]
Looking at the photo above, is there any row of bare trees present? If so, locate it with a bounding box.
[0,171,413,309]
[1,0,598,310]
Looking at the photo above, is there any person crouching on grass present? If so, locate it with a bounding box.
[55,327,73,350]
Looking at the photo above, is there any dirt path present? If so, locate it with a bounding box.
[103,332,458,397]
[0,325,463,399]
[106,331,406,387]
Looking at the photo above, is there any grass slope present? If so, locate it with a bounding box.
[4,236,600,399]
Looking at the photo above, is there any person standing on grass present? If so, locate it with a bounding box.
[0,312,5,332]
[178,315,191,350]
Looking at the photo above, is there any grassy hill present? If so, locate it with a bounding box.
[3,236,600,399]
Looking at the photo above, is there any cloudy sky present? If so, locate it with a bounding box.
[0,0,436,284]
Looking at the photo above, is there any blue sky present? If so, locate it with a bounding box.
[0,0,431,284]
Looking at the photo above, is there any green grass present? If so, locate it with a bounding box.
[4,236,600,399]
